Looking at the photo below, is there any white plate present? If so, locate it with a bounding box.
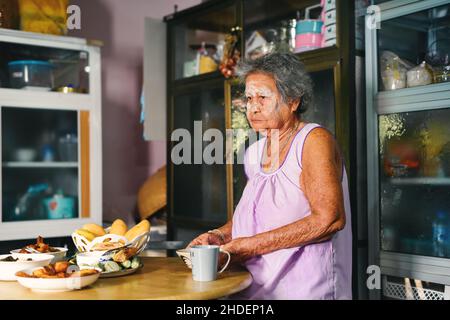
[16,267,100,292]
[0,254,54,281]
[100,266,142,278]
[11,247,68,263]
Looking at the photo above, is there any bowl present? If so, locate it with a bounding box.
[11,247,68,263]
[176,248,192,269]
[13,148,36,162]
[0,254,54,281]
[15,267,100,292]
[75,251,105,271]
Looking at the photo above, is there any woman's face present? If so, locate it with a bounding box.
[244,72,296,132]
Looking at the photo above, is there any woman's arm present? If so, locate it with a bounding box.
[221,128,346,261]
[187,220,233,247]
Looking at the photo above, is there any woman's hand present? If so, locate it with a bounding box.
[187,232,223,247]
[219,237,256,266]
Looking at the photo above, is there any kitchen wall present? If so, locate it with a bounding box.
[68,0,201,225]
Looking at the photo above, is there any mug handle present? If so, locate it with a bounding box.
[218,249,231,273]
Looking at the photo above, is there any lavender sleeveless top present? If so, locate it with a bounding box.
[231,123,352,300]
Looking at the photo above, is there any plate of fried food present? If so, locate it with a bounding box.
[15,261,100,292]
[11,236,68,262]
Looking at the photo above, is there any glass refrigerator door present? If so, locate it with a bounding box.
[377,3,450,93]
[379,108,450,258]
[1,107,91,222]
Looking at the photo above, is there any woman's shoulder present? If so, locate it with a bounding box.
[294,123,338,168]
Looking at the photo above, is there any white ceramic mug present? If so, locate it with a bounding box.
[190,245,231,282]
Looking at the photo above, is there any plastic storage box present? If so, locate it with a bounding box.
[8,60,54,90]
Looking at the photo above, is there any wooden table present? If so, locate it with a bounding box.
[0,257,252,300]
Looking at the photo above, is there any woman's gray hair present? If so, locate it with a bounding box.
[236,52,313,116]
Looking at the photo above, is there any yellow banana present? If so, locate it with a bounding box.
[75,228,96,241]
[82,223,106,237]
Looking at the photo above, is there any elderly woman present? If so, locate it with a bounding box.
[189,52,352,300]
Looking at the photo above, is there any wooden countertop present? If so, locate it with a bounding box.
[0,257,252,300]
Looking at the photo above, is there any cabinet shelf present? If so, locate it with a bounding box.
[0,88,92,110]
[2,162,79,168]
[388,177,450,186]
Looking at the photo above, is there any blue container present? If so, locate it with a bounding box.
[296,20,323,34]
[43,195,75,219]
[8,60,53,90]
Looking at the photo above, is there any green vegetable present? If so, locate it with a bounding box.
[103,261,121,272]
[122,260,131,269]
[131,257,140,269]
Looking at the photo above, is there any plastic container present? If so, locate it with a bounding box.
[8,60,53,90]
[58,133,78,162]
[296,20,323,34]
[43,192,75,219]
[295,33,323,52]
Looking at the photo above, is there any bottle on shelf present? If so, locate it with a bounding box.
[432,211,449,257]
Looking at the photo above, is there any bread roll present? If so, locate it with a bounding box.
[109,219,128,236]
[124,220,150,242]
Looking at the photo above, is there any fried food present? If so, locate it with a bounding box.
[15,271,33,278]
[68,269,98,278]
[113,247,138,263]
[19,236,59,254]
[92,241,124,251]
[16,263,98,279]
[54,261,70,273]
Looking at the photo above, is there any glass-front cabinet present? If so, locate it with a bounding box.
[169,1,238,80]
[0,28,102,241]
[366,0,450,298]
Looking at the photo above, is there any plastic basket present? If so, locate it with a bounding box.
[72,227,150,255]
[383,279,444,300]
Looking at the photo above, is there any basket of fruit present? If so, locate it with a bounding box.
[71,219,151,255]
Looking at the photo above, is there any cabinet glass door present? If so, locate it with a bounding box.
[243,0,336,58]
[379,108,450,258]
[172,85,227,224]
[377,3,450,92]
[171,3,237,80]
[227,81,250,211]
[303,68,336,134]
[0,41,90,93]
[1,107,90,222]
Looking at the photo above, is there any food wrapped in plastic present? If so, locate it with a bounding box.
[379,51,414,91]
[407,61,433,88]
